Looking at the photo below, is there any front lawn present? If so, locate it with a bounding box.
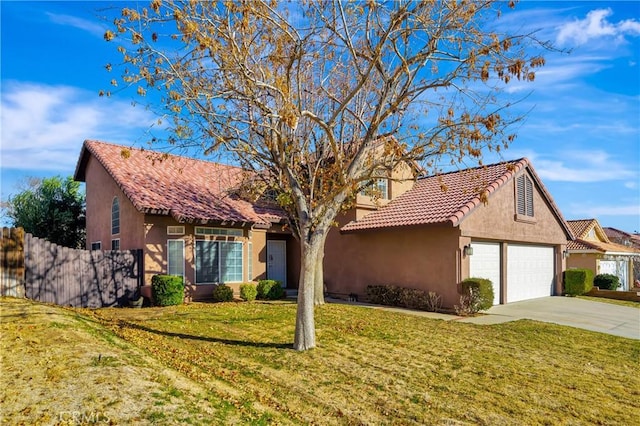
[88,300,639,425]
[2,297,639,425]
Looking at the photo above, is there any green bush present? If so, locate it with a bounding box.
[564,269,594,296]
[212,284,234,302]
[594,273,620,290]
[366,285,401,306]
[460,278,494,312]
[151,275,184,306]
[239,283,258,301]
[256,280,285,300]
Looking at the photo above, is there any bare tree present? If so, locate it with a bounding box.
[105,0,548,350]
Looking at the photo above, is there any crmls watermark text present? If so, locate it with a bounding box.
[58,411,110,424]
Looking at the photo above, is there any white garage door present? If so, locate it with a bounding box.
[469,242,501,305]
[507,245,555,303]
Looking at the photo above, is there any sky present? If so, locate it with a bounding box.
[1,1,639,232]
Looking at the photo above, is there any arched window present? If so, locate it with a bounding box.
[111,197,120,235]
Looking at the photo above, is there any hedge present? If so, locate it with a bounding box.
[151,275,184,306]
[256,280,285,300]
[239,283,258,301]
[594,273,620,290]
[212,284,234,302]
[564,269,594,296]
[460,278,494,311]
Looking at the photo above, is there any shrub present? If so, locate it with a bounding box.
[594,273,620,290]
[366,285,442,312]
[256,280,285,300]
[425,291,442,313]
[460,278,494,312]
[564,269,594,296]
[151,275,184,306]
[366,285,401,306]
[212,284,234,302]
[455,290,480,316]
[239,283,258,301]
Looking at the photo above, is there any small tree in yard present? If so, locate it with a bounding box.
[105,0,549,350]
[3,176,86,249]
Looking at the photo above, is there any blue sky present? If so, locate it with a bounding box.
[1,1,639,232]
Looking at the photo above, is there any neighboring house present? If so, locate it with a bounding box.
[323,158,573,308]
[566,219,640,290]
[74,140,300,300]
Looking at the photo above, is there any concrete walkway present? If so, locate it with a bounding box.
[327,296,640,340]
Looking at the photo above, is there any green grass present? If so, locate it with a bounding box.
[578,295,640,309]
[85,300,640,425]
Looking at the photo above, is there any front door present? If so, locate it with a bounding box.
[267,240,286,287]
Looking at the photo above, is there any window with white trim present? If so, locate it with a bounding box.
[111,197,120,235]
[247,242,253,282]
[167,226,185,235]
[91,242,101,250]
[111,239,120,250]
[167,240,185,277]
[516,175,534,217]
[195,227,243,237]
[360,178,389,199]
[195,240,243,284]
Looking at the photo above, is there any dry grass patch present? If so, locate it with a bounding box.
[0,297,238,425]
[577,295,640,309]
[86,300,640,425]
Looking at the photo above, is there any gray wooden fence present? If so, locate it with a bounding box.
[1,227,142,308]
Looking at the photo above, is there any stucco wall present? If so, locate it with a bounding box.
[84,155,145,250]
[459,170,568,245]
[324,221,463,307]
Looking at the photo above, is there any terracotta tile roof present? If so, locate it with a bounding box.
[341,158,572,236]
[604,227,640,248]
[566,219,598,240]
[75,140,286,226]
[567,238,640,254]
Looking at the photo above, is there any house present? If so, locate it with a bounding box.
[566,219,640,290]
[323,158,573,308]
[76,140,573,308]
[74,140,300,300]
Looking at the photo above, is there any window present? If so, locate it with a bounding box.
[111,197,120,235]
[167,240,185,277]
[516,175,534,217]
[111,239,120,250]
[195,227,243,237]
[247,242,253,282]
[220,242,243,282]
[195,240,219,283]
[195,240,243,284]
[167,226,185,235]
[360,178,389,199]
[91,242,101,250]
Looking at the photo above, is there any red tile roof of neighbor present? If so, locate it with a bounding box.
[341,158,573,236]
[74,140,286,226]
[566,219,640,253]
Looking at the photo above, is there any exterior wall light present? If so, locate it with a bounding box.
[563,249,569,259]
[463,245,474,256]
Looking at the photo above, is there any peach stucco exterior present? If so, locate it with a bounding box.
[323,168,569,308]
[81,150,300,300]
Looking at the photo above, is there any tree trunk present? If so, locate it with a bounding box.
[313,235,326,306]
[294,237,322,351]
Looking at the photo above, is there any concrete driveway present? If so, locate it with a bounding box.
[458,296,640,340]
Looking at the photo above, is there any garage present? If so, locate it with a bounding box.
[507,245,555,302]
[470,242,556,304]
[469,242,501,305]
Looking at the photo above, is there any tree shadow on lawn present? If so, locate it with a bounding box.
[115,319,293,350]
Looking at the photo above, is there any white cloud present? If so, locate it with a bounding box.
[1,81,157,172]
[577,205,640,217]
[46,12,106,38]
[556,8,640,46]
[625,181,638,190]
[513,149,636,183]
